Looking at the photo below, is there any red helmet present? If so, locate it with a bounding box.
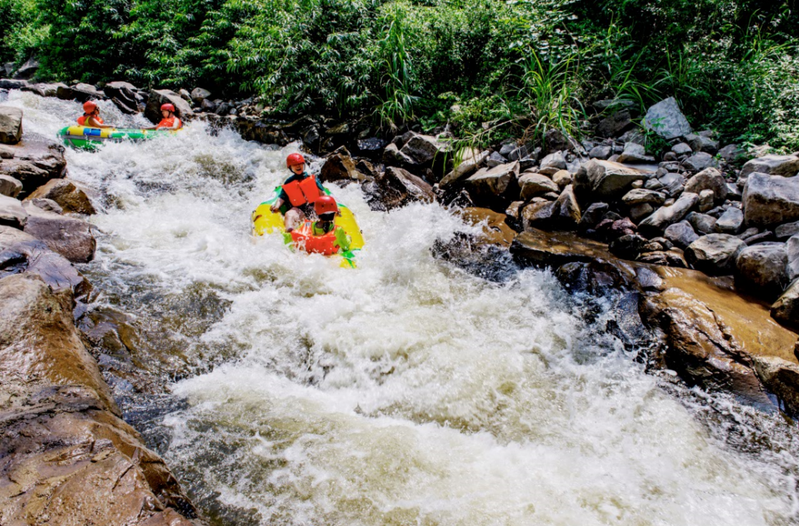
[83,100,97,113]
[286,152,305,167]
[161,103,175,112]
[314,195,338,216]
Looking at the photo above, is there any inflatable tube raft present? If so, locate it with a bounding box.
[58,125,179,149]
[252,189,364,268]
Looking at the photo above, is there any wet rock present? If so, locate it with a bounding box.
[664,220,699,249]
[21,82,66,98]
[638,192,699,236]
[356,137,387,158]
[0,174,22,198]
[465,161,519,207]
[788,235,799,281]
[588,144,612,160]
[609,234,648,259]
[637,249,688,267]
[741,154,799,178]
[457,207,516,248]
[145,90,194,124]
[22,202,96,263]
[574,159,649,201]
[684,167,727,204]
[519,173,558,199]
[617,142,655,164]
[0,193,26,228]
[382,142,413,166]
[511,228,630,272]
[578,202,609,231]
[753,356,799,415]
[682,152,717,173]
[0,134,67,195]
[521,201,555,230]
[29,197,62,214]
[0,226,89,294]
[644,97,692,140]
[0,79,28,90]
[25,178,95,214]
[0,106,23,144]
[538,151,567,176]
[714,207,744,234]
[556,260,632,295]
[743,172,799,229]
[685,234,745,275]
[734,242,788,300]
[399,134,451,174]
[319,148,369,183]
[687,212,717,235]
[553,185,581,228]
[771,280,799,332]
[373,167,436,210]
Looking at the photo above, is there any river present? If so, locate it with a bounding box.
[5,90,799,526]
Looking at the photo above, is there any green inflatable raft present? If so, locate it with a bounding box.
[58,125,180,149]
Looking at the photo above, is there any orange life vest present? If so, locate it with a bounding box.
[282,175,322,207]
[290,221,338,255]
[78,115,104,126]
[156,116,182,130]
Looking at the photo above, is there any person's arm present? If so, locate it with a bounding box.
[270,197,285,213]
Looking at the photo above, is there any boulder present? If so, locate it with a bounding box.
[609,234,648,260]
[743,172,799,228]
[553,185,581,228]
[734,242,789,300]
[0,174,22,197]
[775,221,799,240]
[56,83,105,102]
[682,152,718,172]
[597,110,633,138]
[0,79,28,90]
[319,148,369,183]
[28,197,62,214]
[771,280,799,332]
[621,188,666,206]
[588,144,612,160]
[190,87,211,104]
[356,137,388,159]
[715,207,744,234]
[685,234,745,275]
[0,134,67,195]
[369,166,435,210]
[521,201,555,230]
[0,193,27,228]
[741,154,799,178]
[486,151,507,167]
[25,178,95,214]
[684,167,727,203]
[552,170,572,189]
[465,161,519,205]
[658,172,686,197]
[21,82,66,98]
[145,90,194,124]
[573,159,649,201]
[638,192,699,236]
[752,356,799,415]
[519,173,558,200]
[787,235,799,281]
[578,202,609,230]
[643,97,692,140]
[22,202,96,263]
[718,144,742,162]
[687,212,717,235]
[538,151,567,176]
[686,133,719,154]
[617,142,655,163]
[0,226,89,294]
[399,134,452,173]
[0,106,23,144]
[671,143,692,156]
[664,220,699,249]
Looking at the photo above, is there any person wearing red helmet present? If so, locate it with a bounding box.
[77,100,113,128]
[155,103,183,130]
[270,152,326,232]
[289,195,352,254]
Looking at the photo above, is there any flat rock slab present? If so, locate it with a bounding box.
[457,207,516,247]
[574,159,649,201]
[741,154,799,178]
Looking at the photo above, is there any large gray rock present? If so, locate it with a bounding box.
[685,234,746,275]
[658,172,686,197]
[0,193,27,228]
[145,89,194,124]
[440,149,488,187]
[588,144,612,160]
[638,192,699,236]
[715,207,744,234]
[573,159,649,201]
[553,185,581,228]
[0,106,23,145]
[686,133,719,154]
[519,173,558,200]
[742,172,799,228]
[775,221,799,240]
[399,134,452,170]
[597,110,632,138]
[617,142,655,164]
[787,235,799,281]
[372,166,435,210]
[664,220,699,249]
[741,154,799,178]
[643,97,692,140]
[56,83,105,102]
[0,174,22,198]
[466,161,519,203]
[752,356,799,416]
[771,279,799,332]
[190,87,211,104]
[0,135,67,196]
[12,58,39,79]
[687,212,717,234]
[621,188,666,206]
[682,152,718,172]
[24,178,95,215]
[684,167,727,203]
[522,201,555,230]
[22,202,95,263]
[539,151,567,176]
[0,225,89,294]
[735,242,789,299]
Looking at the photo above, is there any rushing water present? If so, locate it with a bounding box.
[6,91,799,526]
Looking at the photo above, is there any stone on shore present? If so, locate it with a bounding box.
[0,106,23,144]
[0,174,22,197]
[771,280,799,332]
[741,154,799,178]
[22,202,96,263]
[742,172,799,229]
[715,207,744,234]
[684,167,727,204]
[25,178,96,214]
[638,192,699,236]
[465,161,519,206]
[574,159,649,201]
[685,234,745,275]
[519,173,558,200]
[145,89,194,124]
[643,97,692,140]
[735,242,789,300]
[0,193,26,228]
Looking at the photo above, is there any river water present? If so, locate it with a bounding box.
[6,90,799,525]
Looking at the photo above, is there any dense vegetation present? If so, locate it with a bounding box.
[2,0,798,150]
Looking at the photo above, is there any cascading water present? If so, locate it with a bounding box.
[6,90,799,526]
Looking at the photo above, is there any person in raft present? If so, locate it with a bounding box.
[270,152,327,232]
[144,103,184,130]
[77,101,114,129]
[290,195,352,255]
